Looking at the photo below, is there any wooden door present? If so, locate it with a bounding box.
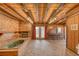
[66,16,75,52]
[74,13,79,53]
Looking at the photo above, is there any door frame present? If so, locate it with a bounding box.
[32,25,47,39]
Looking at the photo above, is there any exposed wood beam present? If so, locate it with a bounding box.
[20,3,34,23]
[34,3,39,24]
[43,4,49,24]
[47,4,64,24]
[56,4,79,24]
[66,4,79,16]
[4,4,29,22]
[55,4,79,21]
[48,4,78,25]
[0,4,27,22]
[4,3,33,24]
[50,4,79,25]
[43,4,61,23]
[23,3,37,23]
[0,8,23,22]
[0,6,25,22]
[38,3,47,24]
[57,5,79,24]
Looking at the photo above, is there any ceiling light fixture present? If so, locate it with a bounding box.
[49,17,56,24]
[27,17,33,24]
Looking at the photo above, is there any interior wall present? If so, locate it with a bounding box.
[47,25,57,33]
[19,22,32,31]
[0,14,20,41]
[0,13,33,39]
[19,22,32,38]
[47,25,65,34]
[47,24,65,40]
[0,14,19,33]
[66,12,79,53]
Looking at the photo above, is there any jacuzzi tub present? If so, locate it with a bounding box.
[0,38,26,56]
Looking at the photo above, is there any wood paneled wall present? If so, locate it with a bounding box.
[66,12,79,54]
[0,13,32,32]
[47,25,65,33]
[19,22,32,32]
[0,14,19,32]
[19,22,32,38]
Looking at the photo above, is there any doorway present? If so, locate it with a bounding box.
[35,26,45,39]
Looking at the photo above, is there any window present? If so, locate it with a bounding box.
[57,27,62,33]
[35,26,45,39]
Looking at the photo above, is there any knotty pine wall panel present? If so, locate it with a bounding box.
[66,16,75,52]
[66,12,79,54]
[0,14,19,33]
[19,22,32,38]
[74,13,79,53]
[19,22,32,32]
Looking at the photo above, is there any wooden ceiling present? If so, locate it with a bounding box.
[0,3,78,25]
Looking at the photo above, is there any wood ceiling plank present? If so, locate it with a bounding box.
[0,4,26,22]
[24,3,37,23]
[38,3,47,24]
[0,3,78,25]
[0,5,27,22]
[5,3,33,24]
[20,3,34,23]
[4,4,28,20]
[49,4,79,25]
[0,7,24,22]
[57,4,79,24]
[47,4,63,24]
[56,4,78,18]
[43,4,60,23]
[54,4,79,24]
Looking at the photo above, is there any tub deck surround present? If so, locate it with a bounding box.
[0,38,29,49]
[0,37,31,56]
[18,39,31,55]
[0,48,18,56]
[0,32,30,48]
[20,39,77,56]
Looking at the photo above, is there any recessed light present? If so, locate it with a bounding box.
[49,18,56,24]
[27,17,33,24]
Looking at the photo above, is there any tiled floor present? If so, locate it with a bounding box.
[21,39,77,56]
